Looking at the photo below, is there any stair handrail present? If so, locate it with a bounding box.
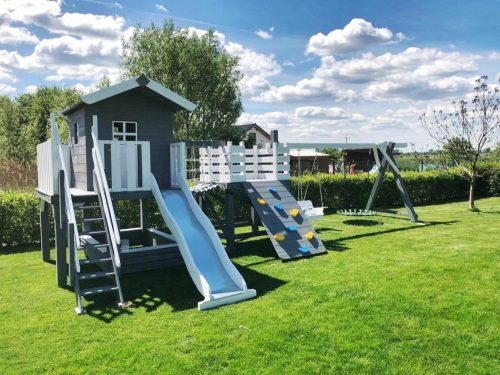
[92,148,121,269]
[50,113,81,272]
[91,131,121,270]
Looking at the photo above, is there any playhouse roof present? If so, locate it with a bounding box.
[62,74,197,115]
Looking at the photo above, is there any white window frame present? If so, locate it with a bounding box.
[112,121,137,141]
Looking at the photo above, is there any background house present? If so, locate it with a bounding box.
[238,123,271,147]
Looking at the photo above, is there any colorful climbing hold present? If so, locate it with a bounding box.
[274,203,284,210]
[287,225,297,231]
[274,233,285,241]
[290,208,299,217]
[298,245,310,254]
[257,197,266,206]
[305,231,314,240]
[268,186,277,193]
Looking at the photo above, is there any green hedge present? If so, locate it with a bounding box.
[290,164,499,210]
[1,165,498,248]
[0,191,43,247]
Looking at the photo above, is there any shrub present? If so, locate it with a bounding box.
[0,190,42,247]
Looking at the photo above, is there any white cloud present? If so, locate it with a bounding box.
[255,29,272,40]
[489,51,500,60]
[183,26,226,45]
[224,41,281,96]
[239,105,368,140]
[252,77,357,103]
[283,61,295,67]
[0,0,125,40]
[0,24,39,44]
[24,85,38,93]
[306,18,405,56]
[315,48,479,84]
[0,83,16,94]
[154,4,168,13]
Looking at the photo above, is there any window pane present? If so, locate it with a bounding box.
[113,122,123,133]
[125,135,136,141]
[114,135,123,141]
[126,122,136,133]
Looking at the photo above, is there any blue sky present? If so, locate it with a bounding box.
[1,0,499,147]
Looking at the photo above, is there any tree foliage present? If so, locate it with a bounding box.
[122,21,243,141]
[0,87,81,162]
[420,75,500,209]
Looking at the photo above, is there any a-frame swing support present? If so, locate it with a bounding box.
[366,142,418,222]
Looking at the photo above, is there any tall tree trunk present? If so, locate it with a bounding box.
[469,174,476,210]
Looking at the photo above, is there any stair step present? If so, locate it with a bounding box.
[80,285,118,296]
[80,230,106,236]
[77,217,103,223]
[81,243,109,250]
[75,205,100,210]
[79,257,112,265]
[78,271,115,280]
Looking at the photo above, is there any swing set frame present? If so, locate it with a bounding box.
[287,141,418,223]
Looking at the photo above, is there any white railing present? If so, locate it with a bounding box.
[92,139,121,269]
[170,142,187,187]
[199,142,290,183]
[97,140,151,192]
[50,114,81,272]
[36,138,69,195]
[92,132,121,248]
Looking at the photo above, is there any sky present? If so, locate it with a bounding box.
[1,0,499,148]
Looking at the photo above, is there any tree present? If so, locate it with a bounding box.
[420,75,500,210]
[0,87,81,162]
[122,21,243,141]
[320,148,343,165]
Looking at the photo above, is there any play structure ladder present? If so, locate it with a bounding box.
[72,197,124,314]
[244,180,327,260]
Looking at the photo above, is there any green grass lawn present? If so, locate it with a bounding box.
[1,198,499,374]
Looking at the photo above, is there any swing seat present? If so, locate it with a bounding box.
[298,200,326,221]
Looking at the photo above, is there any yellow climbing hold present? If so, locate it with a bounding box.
[257,197,266,206]
[305,231,314,241]
[274,233,285,241]
[290,208,299,217]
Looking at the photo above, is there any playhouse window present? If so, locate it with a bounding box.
[112,121,137,141]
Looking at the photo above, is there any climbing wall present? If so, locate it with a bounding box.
[243,180,327,260]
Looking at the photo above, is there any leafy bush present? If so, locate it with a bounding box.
[0,190,43,247]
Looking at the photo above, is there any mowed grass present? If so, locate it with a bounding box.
[1,198,499,374]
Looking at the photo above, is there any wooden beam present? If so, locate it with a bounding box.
[285,142,408,150]
[365,143,392,211]
[39,199,50,262]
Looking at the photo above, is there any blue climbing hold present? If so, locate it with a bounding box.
[274,203,284,210]
[268,186,277,193]
[287,225,297,231]
[298,245,310,254]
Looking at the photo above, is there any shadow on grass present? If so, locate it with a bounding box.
[343,219,383,227]
[322,220,459,252]
[0,243,44,255]
[84,262,286,323]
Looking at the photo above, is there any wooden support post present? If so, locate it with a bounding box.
[68,222,75,288]
[365,143,392,211]
[250,206,259,235]
[225,189,235,252]
[39,199,50,262]
[55,170,68,287]
[378,144,419,223]
[140,199,149,231]
[52,202,67,288]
